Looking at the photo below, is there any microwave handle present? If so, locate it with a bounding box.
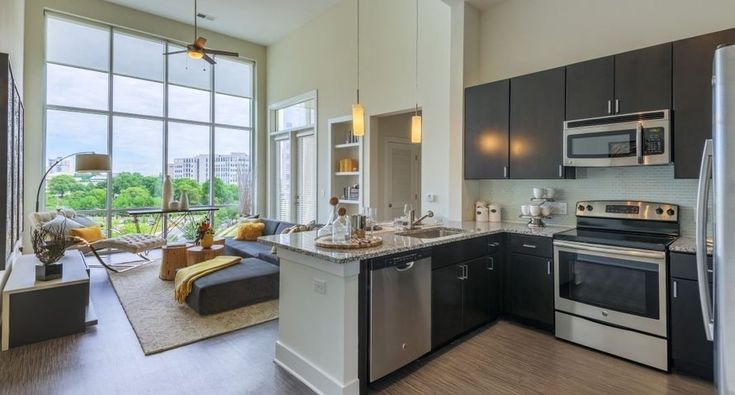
[636,122,643,164]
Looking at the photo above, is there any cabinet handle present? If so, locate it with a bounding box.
[487,256,495,271]
[503,166,508,178]
[673,280,678,299]
[614,99,620,114]
[522,243,537,249]
[457,265,464,280]
[464,265,469,279]
[559,165,564,178]
[547,260,551,276]
[607,99,612,114]
[488,242,501,247]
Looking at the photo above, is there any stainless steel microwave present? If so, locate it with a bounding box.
[563,110,671,167]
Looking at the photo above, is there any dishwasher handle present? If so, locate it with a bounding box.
[395,261,415,272]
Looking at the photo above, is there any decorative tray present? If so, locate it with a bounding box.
[314,236,383,249]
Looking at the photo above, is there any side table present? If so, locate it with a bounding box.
[159,243,191,281]
[186,244,225,266]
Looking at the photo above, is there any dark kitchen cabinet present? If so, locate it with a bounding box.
[566,56,615,120]
[431,263,464,348]
[673,29,735,179]
[506,251,554,330]
[462,257,495,331]
[464,80,510,179]
[510,67,572,179]
[614,43,672,114]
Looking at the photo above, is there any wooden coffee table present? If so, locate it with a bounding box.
[159,243,191,281]
[186,244,225,266]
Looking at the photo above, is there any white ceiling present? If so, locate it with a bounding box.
[465,0,507,11]
[104,0,341,45]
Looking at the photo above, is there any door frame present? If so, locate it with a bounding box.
[382,137,421,221]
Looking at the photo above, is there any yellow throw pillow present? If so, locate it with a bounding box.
[235,222,265,241]
[70,226,104,243]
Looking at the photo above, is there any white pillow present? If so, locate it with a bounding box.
[73,215,98,227]
[41,215,83,235]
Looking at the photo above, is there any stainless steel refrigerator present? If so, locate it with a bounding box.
[697,43,735,394]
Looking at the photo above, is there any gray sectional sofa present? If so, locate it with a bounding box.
[223,218,296,265]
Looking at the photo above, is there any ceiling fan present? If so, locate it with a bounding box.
[163,0,239,65]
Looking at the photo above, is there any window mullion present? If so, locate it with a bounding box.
[106,24,114,238]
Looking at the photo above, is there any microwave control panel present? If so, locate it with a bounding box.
[642,127,665,155]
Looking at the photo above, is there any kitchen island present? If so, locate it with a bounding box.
[258,221,571,395]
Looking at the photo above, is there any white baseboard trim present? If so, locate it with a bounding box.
[274,341,359,395]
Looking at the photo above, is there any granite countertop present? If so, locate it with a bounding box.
[258,221,573,264]
[669,237,714,255]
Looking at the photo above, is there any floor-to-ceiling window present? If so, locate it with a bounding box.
[43,13,255,238]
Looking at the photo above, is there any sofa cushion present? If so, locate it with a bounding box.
[275,221,298,235]
[257,252,280,266]
[261,219,281,236]
[186,258,279,315]
[224,238,272,259]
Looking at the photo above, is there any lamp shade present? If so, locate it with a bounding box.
[75,153,111,173]
[352,103,365,137]
[411,114,422,144]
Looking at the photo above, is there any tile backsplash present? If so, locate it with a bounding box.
[476,165,701,236]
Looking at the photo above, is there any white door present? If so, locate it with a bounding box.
[383,140,420,220]
[274,137,291,222]
[295,132,316,224]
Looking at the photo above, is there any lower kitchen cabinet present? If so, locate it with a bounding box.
[506,252,554,329]
[431,263,464,347]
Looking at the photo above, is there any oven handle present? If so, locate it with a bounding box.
[554,240,666,260]
[636,122,643,164]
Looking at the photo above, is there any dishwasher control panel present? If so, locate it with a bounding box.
[370,248,431,270]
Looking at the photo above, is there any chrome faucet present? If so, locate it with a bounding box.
[411,210,434,227]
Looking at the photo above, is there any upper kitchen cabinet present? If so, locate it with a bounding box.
[614,43,672,114]
[673,28,735,179]
[510,67,571,179]
[464,80,510,179]
[566,56,615,120]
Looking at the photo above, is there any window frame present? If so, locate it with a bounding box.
[42,12,257,236]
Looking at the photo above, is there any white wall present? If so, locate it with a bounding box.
[267,0,453,223]
[0,0,25,97]
[23,0,267,250]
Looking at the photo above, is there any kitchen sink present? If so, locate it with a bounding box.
[396,227,467,239]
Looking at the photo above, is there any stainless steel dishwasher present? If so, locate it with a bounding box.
[369,249,431,382]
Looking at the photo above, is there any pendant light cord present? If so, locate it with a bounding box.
[415,0,419,115]
[356,0,360,104]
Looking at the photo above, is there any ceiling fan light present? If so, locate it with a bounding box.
[187,49,204,60]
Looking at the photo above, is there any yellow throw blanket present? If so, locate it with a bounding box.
[174,255,241,303]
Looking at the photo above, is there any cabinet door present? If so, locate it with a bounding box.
[462,257,494,331]
[431,264,464,348]
[673,29,735,179]
[486,252,502,321]
[508,253,554,328]
[614,43,672,114]
[566,56,615,120]
[510,67,569,179]
[464,80,510,179]
[670,278,714,380]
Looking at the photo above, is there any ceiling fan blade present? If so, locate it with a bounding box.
[205,49,239,57]
[202,54,216,65]
[163,50,187,55]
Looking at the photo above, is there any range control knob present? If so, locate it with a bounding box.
[667,208,676,216]
[656,207,664,215]
[586,205,594,211]
[578,205,585,211]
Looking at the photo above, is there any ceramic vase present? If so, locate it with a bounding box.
[179,191,190,211]
[162,175,173,211]
[200,233,214,249]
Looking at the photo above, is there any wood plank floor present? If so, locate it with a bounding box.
[371,320,714,395]
[0,263,714,395]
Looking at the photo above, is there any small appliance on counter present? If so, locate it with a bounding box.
[475,201,489,222]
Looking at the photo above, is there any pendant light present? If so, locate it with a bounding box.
[352,0,365,137]
[411,0,422,144]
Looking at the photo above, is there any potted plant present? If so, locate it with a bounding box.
[195,219,215,249]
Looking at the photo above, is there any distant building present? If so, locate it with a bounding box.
[47,157,72,175]
[171,153,250,184]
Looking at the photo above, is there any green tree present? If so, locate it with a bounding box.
[65,188,106,210]
[201,177,233,205]
[47,175,82,198]
[173,178,202,204]
[113,186,156,208]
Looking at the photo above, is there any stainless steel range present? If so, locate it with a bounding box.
[553,200,679,371]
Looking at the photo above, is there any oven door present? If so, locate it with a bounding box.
[554,240,667,337]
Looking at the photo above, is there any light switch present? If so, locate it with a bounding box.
[425,193,436,202]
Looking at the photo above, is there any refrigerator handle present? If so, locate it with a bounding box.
[695,138,714,342]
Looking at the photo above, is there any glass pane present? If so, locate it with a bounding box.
[167,44,211,90]
[214,127,251,208]
[297,134,315,224]
[215,57,252,97]
[112,117,163,209]
[215,93,250,127]
[113,30,164,81]
[276,99,315,130]
[45,110,108,211]
[167,122,210,207]
[46,15,109,71]
[168,85,210,122]
[47,63,108,110]
[275,138,291,221]
[113,75,163,116]
[569,131,636,158]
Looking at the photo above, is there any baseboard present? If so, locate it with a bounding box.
[274,340,359,395]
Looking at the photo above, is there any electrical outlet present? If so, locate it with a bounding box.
[425,193,437,202]
[547,202,568,215]
[313,278,327,295]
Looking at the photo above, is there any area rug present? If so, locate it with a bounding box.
[108,261,279,355]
